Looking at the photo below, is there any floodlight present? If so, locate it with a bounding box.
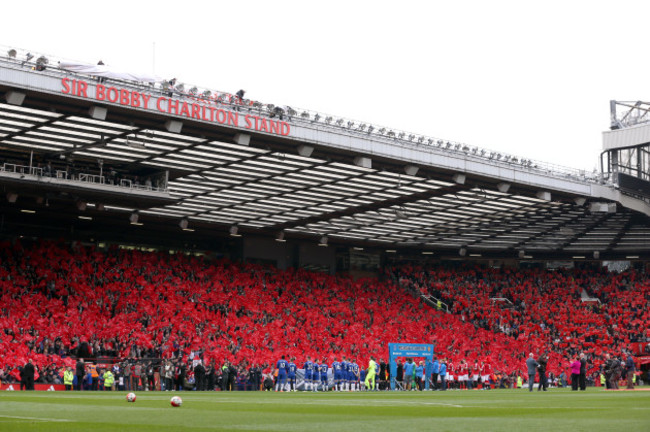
[179,217,189,230]
[347,121,354,128]
[367,125,374,134]
[378,128,386,134]
[325,116,333,124]
[275,231,286,242]
[129,211,139,224]
[398,132,405,139]
[301,111,310,119]
[229,225,241,237]
[318,235,328,246]
[7,49,17,58]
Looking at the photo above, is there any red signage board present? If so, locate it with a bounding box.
[61,78,290,137]
[1,383,66,391]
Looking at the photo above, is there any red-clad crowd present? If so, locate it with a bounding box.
[0,239,647,385]
[391,263,650,377]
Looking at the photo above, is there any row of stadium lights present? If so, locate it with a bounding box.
[288,113,540,169]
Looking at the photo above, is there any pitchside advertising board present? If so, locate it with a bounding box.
[60,78,291,137]
[1,383,65,391]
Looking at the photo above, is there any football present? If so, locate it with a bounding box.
[126,392,136,402]
[170,396,182,407]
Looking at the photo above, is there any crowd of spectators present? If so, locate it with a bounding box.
[390,263,650,378]
[0,239,647,390]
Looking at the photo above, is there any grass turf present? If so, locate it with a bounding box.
[0,388,648,432]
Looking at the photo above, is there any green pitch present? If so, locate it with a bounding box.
[0,388,648,432]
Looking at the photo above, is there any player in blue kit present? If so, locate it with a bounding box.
[340,357,349,391]
[320,360,329,391]
[275,355,288,392]
[350,360,360,391]
[303,356,314,391]
[287,357,297,392]
[312,359,320,391]
[347,361,356,391]
[332,358,342,391]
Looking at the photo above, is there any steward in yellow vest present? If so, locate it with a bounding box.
[103,370,115,391]
[64,367,74,391]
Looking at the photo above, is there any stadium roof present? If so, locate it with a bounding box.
[0,50,649,259]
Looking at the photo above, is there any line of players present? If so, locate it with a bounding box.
[274,355,363,392]
[274,356,492,391]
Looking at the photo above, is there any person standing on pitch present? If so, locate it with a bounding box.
[537,353,548,391]
[103,368,115,391]
[75,358,85,391]
[351,360,360,391]
[64,366,74,391]
[579,353,587,391]
[624,351,636,390]
[526,353,539,392]
[340,357,349,391]
[320,360,329,391]
[312,359,321,392]
[364,356,377,391]
[275,355,288,392]
[332,358,342,391]
[570,356,581,391]
[403,358,414,391]
[303,356,314,391]
[439,359,447,391]
[431,356,440,390]
[287,358,297,392]
[23,359,35,390]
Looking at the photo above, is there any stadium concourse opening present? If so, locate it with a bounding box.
[388,343,434,390]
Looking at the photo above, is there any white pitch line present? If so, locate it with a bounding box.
[0,415,71,422]
[208,397,464,407]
